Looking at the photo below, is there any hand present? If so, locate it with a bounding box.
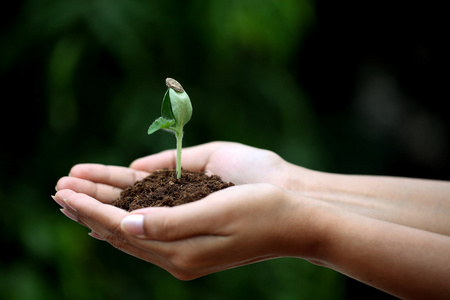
[55,141,298,206]
[54,142,323,279]
[54,184,322,280]
[129,141,306,189]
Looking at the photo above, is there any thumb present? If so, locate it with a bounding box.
[120,214,147,237]
[120,184,270,241]
[120,196,227,241]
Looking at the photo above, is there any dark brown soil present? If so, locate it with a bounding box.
[112,169,234,211]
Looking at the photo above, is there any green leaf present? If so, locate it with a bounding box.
[161,89,175,120]
[147,117,175,135]
[169,88,192,127]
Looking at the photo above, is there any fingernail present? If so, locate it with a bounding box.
[52,195,66,208]
[121,215,145,237]
[60,208,78,222]
[63,198,77,212]
[88,231,105,241]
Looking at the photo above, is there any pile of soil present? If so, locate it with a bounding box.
[112,169,234,211]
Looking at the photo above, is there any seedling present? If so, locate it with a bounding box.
[148,78,193,179]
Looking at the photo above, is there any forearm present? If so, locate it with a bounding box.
[283,163,450,236]
[318,206,450,299]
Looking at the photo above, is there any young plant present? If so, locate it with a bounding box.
[148,78,193,179]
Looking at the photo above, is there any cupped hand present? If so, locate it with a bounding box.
[55,141,294,202]
[55,141,295,205]
[53,142,321,279]
[54,184,321,280]
[129,141,296,187]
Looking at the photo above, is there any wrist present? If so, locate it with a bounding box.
[275,190,336,266]
[277,162,326,195]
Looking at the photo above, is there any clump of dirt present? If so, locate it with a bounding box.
[112,169,234,211]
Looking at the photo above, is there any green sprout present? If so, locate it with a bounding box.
[148,78,193,179]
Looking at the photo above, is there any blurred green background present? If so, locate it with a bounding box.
[1,1,448,299]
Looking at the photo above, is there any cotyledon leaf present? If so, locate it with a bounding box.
[161,90,175,121]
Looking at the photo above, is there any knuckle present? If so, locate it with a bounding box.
[110,222,128,242]
[106,235,127,250]
[103,225,133,251]
[161,215,176,239]
[150,214,179,241]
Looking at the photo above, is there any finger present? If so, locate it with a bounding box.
[55,189,132,243]
[129,142,224,172]
[55,189,129,238]
[56,176,122,203]
[70,164,149,189]
[129,149,177,172]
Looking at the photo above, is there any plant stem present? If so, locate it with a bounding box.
[175,130,183,179]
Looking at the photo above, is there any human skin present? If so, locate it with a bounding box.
[54,141,450,299]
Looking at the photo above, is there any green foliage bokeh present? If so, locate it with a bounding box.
[2,0,447,299]
[0,1,345,299]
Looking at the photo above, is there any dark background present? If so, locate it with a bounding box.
[1,1,448,299]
